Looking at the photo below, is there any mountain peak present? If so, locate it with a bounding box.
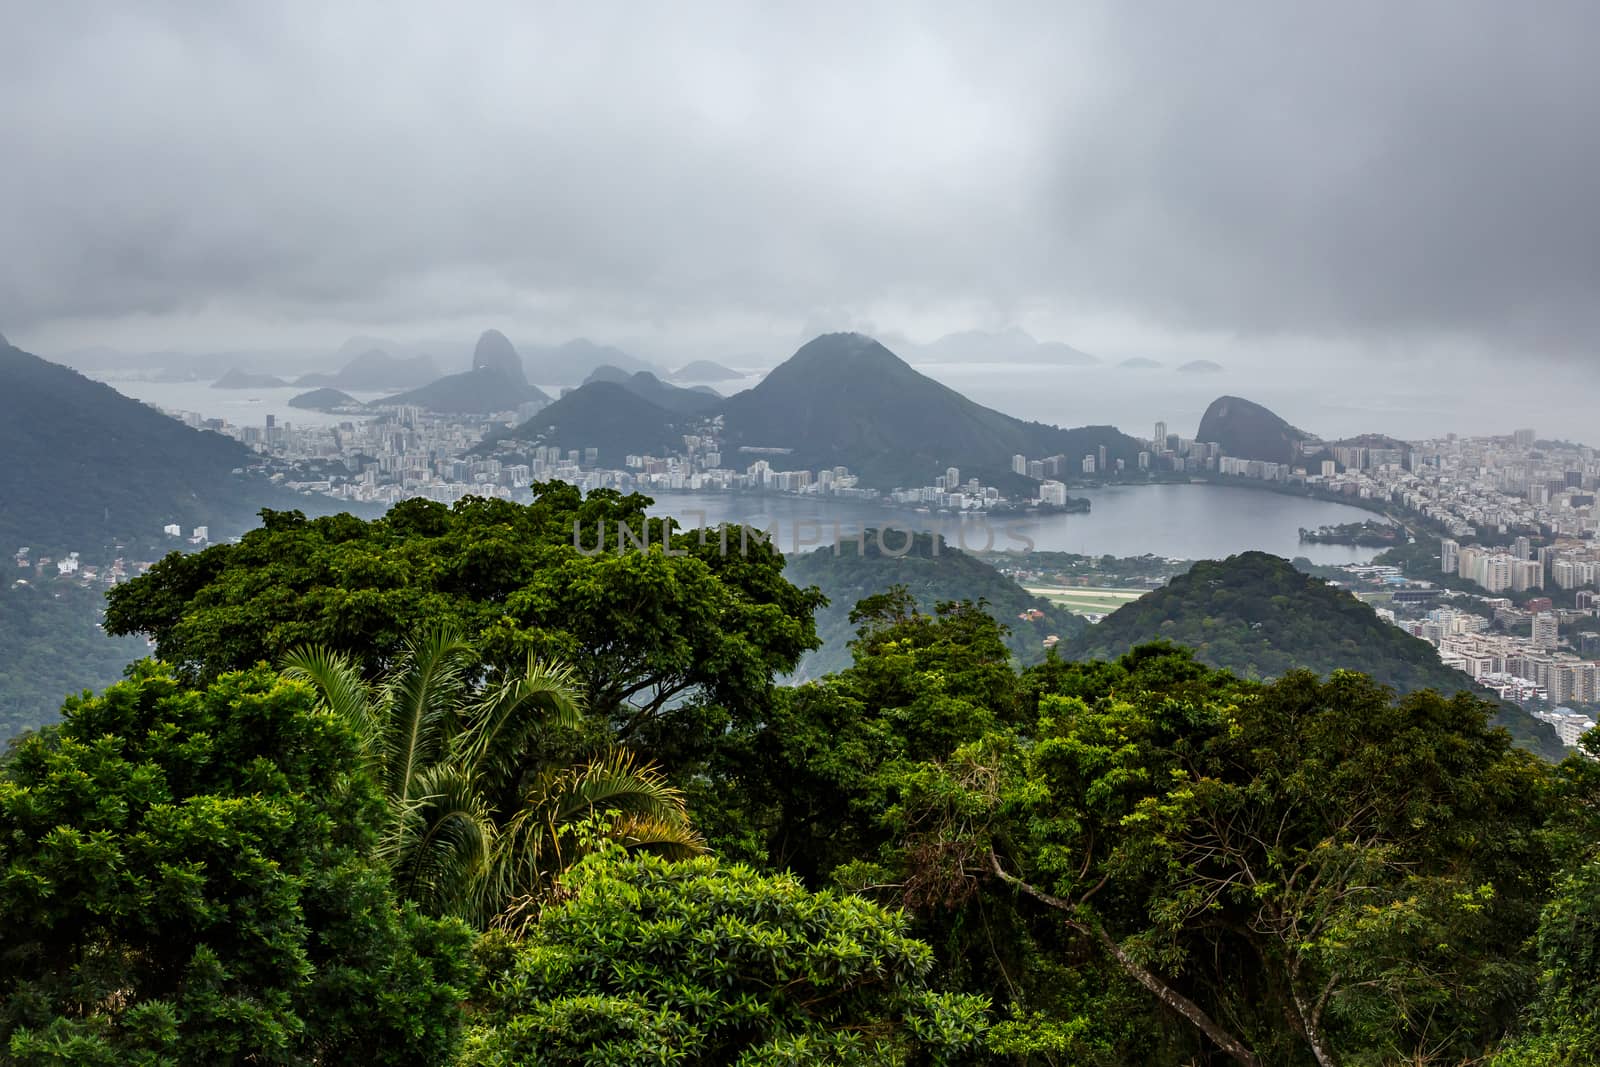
[796,331,891,357]
[779,333,911,377]
[473,329,526,385]
[718,333,1138,488]
[578,365,720,414]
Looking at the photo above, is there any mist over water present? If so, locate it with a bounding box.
[91,377,385,429]
[911,357,1598,444]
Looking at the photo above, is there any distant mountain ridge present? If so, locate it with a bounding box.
[482,331,1140,489]
[479,381,693,467]
[582,367,722,414]
[671,360,743,382]
[522,338,666,386]
[212,368,289,389]
[887,327,1099,366]
[288,387,359,411]
[378,330,549,414]
[378,368,548,414]
[294,348,439,390]
[1065,552,1565,759]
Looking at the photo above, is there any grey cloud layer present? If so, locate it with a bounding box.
[3,1,1597,354]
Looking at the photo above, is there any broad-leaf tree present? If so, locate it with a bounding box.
[941,658,1551,1066]
[0,663,474,1065]
[104,485,824,766]
[461,851,991,1065]
[1493,731,1600,1066]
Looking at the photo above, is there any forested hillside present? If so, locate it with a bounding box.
[783,532,1082,678]
[0,579,147,738]
[0,341,259,555]
[1067,551,1565,758]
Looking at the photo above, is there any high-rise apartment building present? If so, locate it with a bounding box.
[1533,612,1560,650]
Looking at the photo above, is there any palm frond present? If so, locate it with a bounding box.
[285,627,660,924]
[531,749,693,826]
[454,656,585,800]
[380,623,477,810]
[484,749,702,913]
[390,762,497,920]
[606,812,706,859]
[280,644,384,774]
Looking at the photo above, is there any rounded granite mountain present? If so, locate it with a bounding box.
[1195,395,1310,464]
[472,329,527,386]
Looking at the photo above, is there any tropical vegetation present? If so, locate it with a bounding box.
[280,626,701,926]
[3,486,1596,1064]
[1066,550,1566,757]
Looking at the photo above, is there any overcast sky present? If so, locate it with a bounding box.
[4,1,1599,371]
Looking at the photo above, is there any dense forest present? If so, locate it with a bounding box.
[782,532,1082,679]
[0,578,148,738]
[2,485,1596,1064]
[1067,551,1566,759]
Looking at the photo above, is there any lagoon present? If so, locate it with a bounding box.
[647,483,1390,564]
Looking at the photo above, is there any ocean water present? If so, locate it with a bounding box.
[91,376,387,429]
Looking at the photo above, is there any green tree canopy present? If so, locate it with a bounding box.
[1493,733,1600,1066]
[0,663,474,1065]
[462,851,990,1065]
[928,658,1554,1066]
[716,591,1019,879]
[104,483,825,765]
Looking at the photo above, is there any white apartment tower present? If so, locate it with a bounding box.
[1533,612,1560,650]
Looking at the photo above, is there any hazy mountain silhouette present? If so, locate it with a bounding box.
[522,338,665,386]
[581,366,721,414]
[718,332,1137,488]
[671,360,743,382]
[294,348,439,390]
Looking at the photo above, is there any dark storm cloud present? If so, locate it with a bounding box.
[1040,4,1600,352]
[2,1,1598,355]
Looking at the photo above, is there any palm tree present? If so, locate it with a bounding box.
[281,625,702,926]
